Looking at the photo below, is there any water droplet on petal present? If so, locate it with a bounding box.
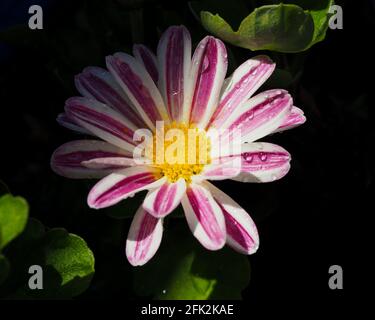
[248,111,254,120]
[259,153,267,161]
[201,56,210,73]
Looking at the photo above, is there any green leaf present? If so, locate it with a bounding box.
[0,254,10,285]
[9,227,95,299]
[40,229,95,298]
[134,223,250,300]
[201,3,315,53]
[295,0,335,46]
[0,194,28,249]
[196,0,334,53]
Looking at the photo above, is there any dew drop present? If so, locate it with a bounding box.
[271,98,278,105]
[248,110,254,120]
[246,155,253,162]
[259,153,267,161]
[201,56,210,73]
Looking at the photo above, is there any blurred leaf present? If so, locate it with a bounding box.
[134,223,250,299]
[196,0,333,53]
[264,68,295,89]
[0,194,28,250]
[0,254,10,285]
[16,218,45,244]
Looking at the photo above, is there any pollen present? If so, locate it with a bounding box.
[149,122,211,183]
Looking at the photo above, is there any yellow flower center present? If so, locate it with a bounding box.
[149,122,211,183]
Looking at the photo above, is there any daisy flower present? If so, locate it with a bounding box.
[51,26,305,266]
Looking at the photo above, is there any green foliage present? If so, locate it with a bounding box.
[0,195,28,250]
[192,0,334,52]
[0,194,95,299]
[134,223,250,300]
[9,226,95,299]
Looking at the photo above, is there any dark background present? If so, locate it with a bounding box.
[0,0,372,311]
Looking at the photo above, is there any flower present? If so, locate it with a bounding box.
[51,25,306,266]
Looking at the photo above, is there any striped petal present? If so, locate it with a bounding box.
[56,113,91,135]
[223,89,293,143]
[157,26,191,122]
[209,56,275,129]
[188,36,228,128]
[87,166,165,209]
[75,66,145,128]
[195,160,241,181]
[126,206,163,266]
[106,52,169,130]
[51,140,131,179]
[65,97,138,152]
[181,183,226,250]
[133,44,159,84]
[143,178,186,218]
[231,142,291,183]
[82,157,136,169]
[274,106,306,133]
[207,182,259,255]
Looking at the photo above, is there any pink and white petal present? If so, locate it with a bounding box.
[209,55,275,129]
[106,52,169,130]
[274,106,306,133]
[126,206,163,266]
[223,89,293,143]
[133,44,159,84]
[143,178,186,218]
[230,142,291,183]
[157,26,191,122]
[181,183,226,250]
[82,157,137,169]
[206,182,259,255]
[188,36,228,128]
[51,140,131,179]
[56,113,92,135]
[75,67,145,128]
[65,97,138,152]
[87,166,165,209]
[194,158,241,181]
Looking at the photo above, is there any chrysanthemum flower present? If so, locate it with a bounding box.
[51,26,305,266]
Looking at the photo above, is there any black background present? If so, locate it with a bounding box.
[0,0,372,312]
